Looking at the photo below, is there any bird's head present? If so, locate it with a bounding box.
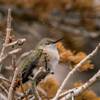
[37,37,63,50]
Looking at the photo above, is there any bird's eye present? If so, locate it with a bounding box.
[45,41,51,45]
[46,42,50,45]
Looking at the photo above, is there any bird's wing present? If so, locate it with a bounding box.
[19,49,42,83]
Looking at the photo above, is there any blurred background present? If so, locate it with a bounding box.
[0,0,100,96]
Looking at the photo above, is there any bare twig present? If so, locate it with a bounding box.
[0,8,26,100]
[59,70,100,100]
[37,86,48,97]
[29,77,41,100]
[8,51,27,100]
[32,81,42,100]
[29,77,42,100]
[8,66,19,100]
[0,8,12,58]
[0,83,8,95]
[8,50,29,100]
[52,43,100,100]
[8,52,22,100]
[58,88,76,99]
[0,9,26,65]
[5,38,26,47]
[0,48,22,63]
[0,75,11,84]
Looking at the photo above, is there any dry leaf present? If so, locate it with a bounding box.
[56,42,94,71]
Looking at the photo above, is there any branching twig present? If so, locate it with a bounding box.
[0,9,26,100]
[8,50,29,100]
[0,9,26,66]
[8,51,27,100]
[5,38,26,47]
[59,70,100,100]
[52,43,100,100]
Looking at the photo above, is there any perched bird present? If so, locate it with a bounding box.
[17,38,61,86]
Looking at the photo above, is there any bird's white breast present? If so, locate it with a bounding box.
[43,44,60,71]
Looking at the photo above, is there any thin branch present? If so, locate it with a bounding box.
[8,53,22,100]
[8,66,19,100]
[0,48,22,63]
[32,82,42,100]
[52,43,100,100]
[0,75,11,84]
[59,70,100,100]
[8,50,29,100]
[5,38,26,47]
[58,88,76,99]
[0,8,26,100]
[37,86,48,98]
[0,8,12,58]
[0,83,8,95]
[29,68,44,100]
[29,77,42,100]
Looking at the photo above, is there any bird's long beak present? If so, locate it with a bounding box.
[51,37,64,44]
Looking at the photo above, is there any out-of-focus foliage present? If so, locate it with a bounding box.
[56,42,94,71]
[39,75,59,99]
[0,0,95,19]
[0,0,94,9]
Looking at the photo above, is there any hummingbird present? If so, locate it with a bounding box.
[17,38,62,86]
